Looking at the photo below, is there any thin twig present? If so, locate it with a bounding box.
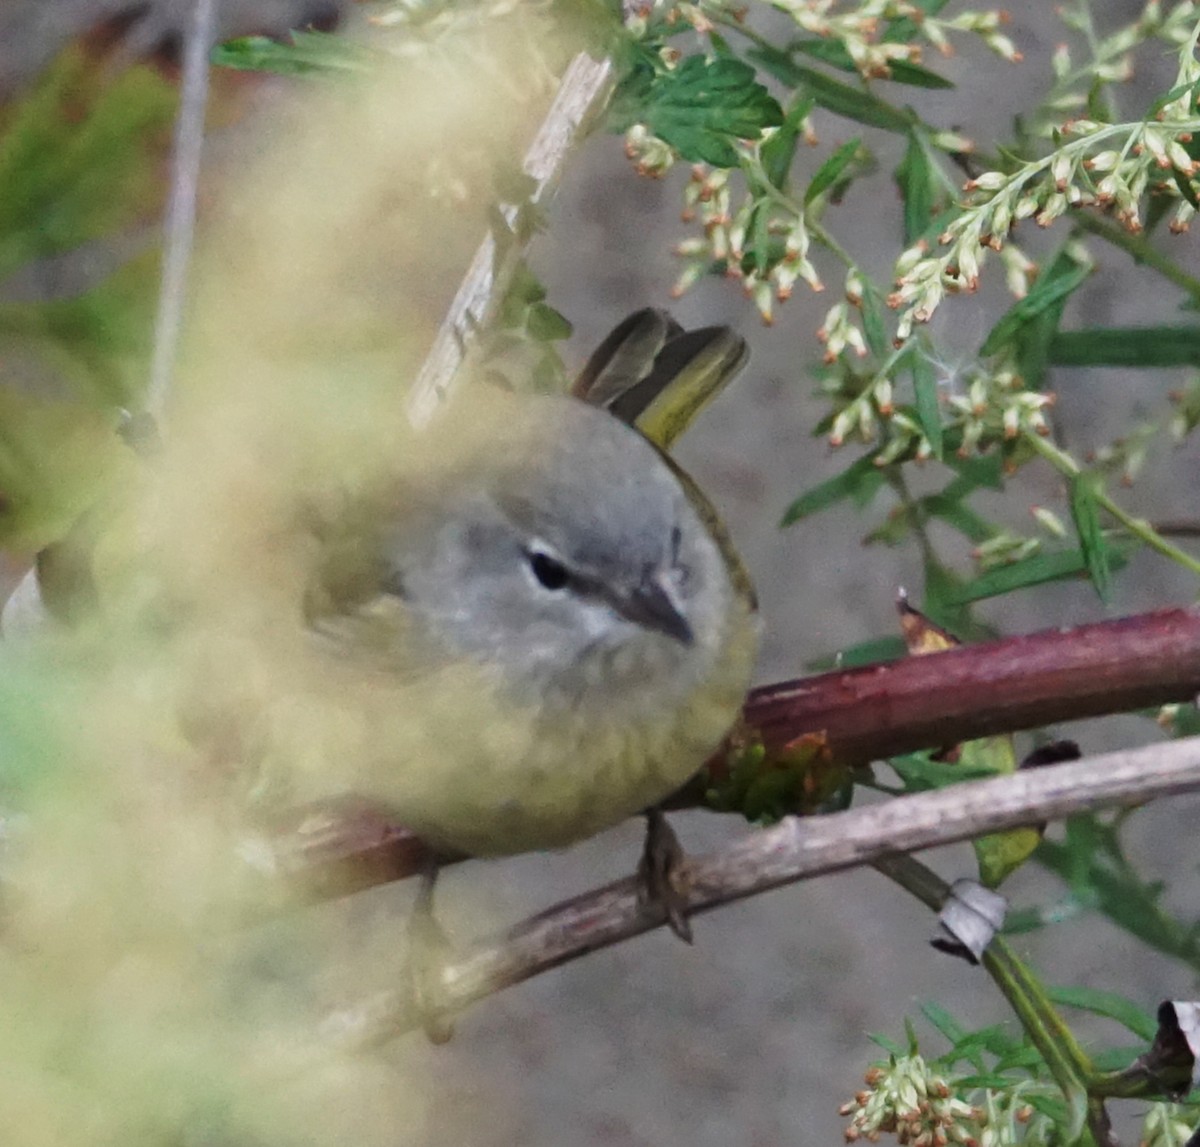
[405,49,618,425]
[318,734,1200,1048]
[146,0,219,421]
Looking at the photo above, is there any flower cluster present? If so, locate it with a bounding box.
[759,1,1021,75]
[1139,1102,1200,1147]
[840,1058,1061,1147]
[889,24,1200,338]
[819,333,1053,460]
[839,1055,980,1145]
[670,165,824,323]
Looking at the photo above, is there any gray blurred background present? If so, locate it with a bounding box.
[2,2,1199,1144]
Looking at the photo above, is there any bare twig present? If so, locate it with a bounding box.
[146,0,218,421]
[318,734,1200,1047]
[405,49,618,426]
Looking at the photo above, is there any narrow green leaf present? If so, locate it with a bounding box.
[805,138,862,204]
[760,94,814,189]
[780,451,884,525]
[895,132,936,243]
[945,543,1130,604]
[1049,325,1200,367]
[859,289,890,357]
[911,351,943,458]
[211,31,374,76]
[807,635,908,670]
[981,253,1090,356]
[889,752,1000,791]
[1151,78,1200,117]
[921,495,994,544]
[746,51,913,133]
[1068,473,1112,600]
[789,39,953,89]
[1046,986,1158,1041]
[920,1002,967,1044]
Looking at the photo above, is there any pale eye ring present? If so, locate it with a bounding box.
[527,547,570,591]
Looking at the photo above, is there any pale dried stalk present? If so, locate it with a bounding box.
[320,734,1200,1048]
[405,48,619,426]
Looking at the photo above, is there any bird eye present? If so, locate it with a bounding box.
[527,548,570,591]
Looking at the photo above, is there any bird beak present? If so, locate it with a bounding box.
[618,576,694,646]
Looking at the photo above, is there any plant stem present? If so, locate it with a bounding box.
[1024,431,1200,578]
[1072,212,1200,307]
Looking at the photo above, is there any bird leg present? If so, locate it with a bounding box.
[637,807,693,943]
[405,864,455,1043]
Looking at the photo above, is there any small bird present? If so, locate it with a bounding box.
[299,311,759,869]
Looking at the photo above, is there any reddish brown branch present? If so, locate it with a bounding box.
[747,606,1200,764]
[252,606,1200,904]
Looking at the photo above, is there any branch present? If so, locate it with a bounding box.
[405,48,619,426]
[316,734,1200,1048]
[146,0,218,420]
[262,606,1200,901]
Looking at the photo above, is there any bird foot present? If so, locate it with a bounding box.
[637,808,693,944]
[405,869,455,1043]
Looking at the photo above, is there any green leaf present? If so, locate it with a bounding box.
[1151,78,1200,117]
[639,55,783,167]
[805,138,862,204]
[1068,473,1112,601]
[746,51,913,133]
[0,48,176,279]
[980,252,1091,357]
[911,351,943,459]
[1049,325,1200,367]
[760,94,814,189]
[889,751,1000,792]
[921,495,994,544]
[525,302,573,342]
[211,31,376,76]
[807,635,908,671]
[944,543,1131,604]
[920,1002,967,1045]
[789,39,953,89]
[860,289,890,357]
[895,131,940,244]
[1046,986,1158,1041]
[780,451,884,525]
[867,1031,908,1057]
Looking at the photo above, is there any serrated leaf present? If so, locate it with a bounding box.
[1068,473,1112,600]
[1049,325,1200,367]
[780,451,884,525]
[804,137,863,205]
[640,55,783,167]
[981,252,1090,356]
[1046,986,1158,1041]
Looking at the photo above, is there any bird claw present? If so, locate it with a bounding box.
[406,869,455,1043]
[637,808,693,944]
